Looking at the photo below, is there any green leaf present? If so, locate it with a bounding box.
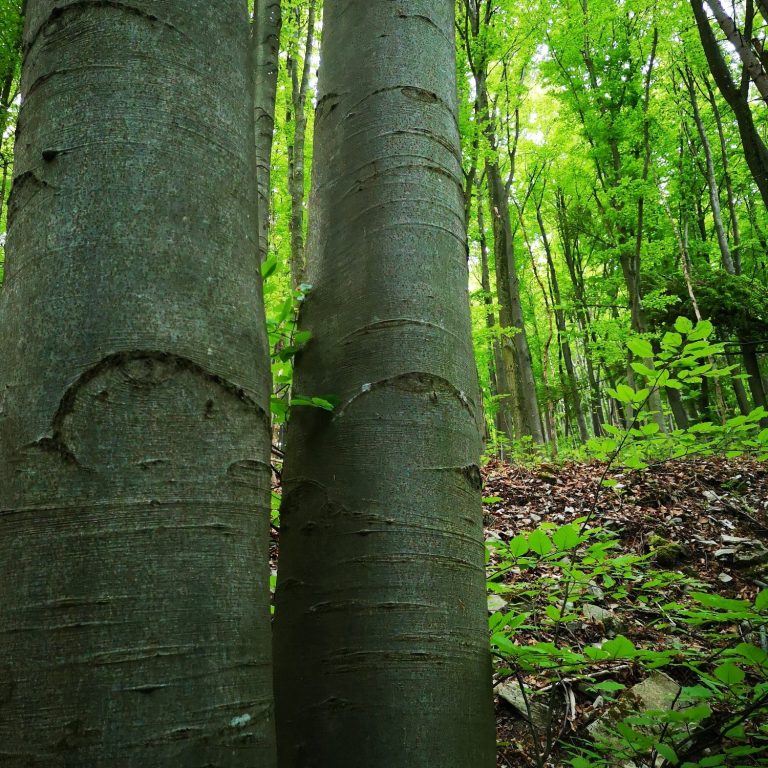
[602,635,636,659]
[756,589,768,612]
[553,524,581,550]
[590,680,626,692]
[688,319,714,340]
[631,361,656,377]
[662,332,683,349]
[674,316,694,334]
[509,535,529,557]
[628,338,654,358]
[656,743,679,765]
[261,254,278,279]
[482,496,503,504]
[714,662,745,686]
[527,528,552,556]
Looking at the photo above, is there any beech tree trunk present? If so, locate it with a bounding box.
[272,2,495,766]
[0,3,276,765]
[286,0,316,290]
[253,0,282,263]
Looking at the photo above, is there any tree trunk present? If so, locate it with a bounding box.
[286,0,316,290]
[691,0,768,209]
[486,160,545,442]
[683,67,768,413]
[253,0,282,263]
[272,4,495,766]
[477,177,502,423]
[0,3,276,764]
[537,201,589,443]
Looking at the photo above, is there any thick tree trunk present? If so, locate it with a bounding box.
[0,3,276,765]
[272,3,495,766]
[253,0,282,263]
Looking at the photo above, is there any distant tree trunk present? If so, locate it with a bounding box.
[272,2,495,766]
[486,156,545,443]
[536,199,589,443]
[0,2,275,765]
[253,0,282,263]
[557,190,605,436]
[477,177,501,421]
[519,200,557,454]
[458,3,545,445]
[703,75,742,270]
[683,66,768,413]
[287,0,316,289]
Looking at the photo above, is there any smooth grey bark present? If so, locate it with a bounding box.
[0,3,276,765]
[253,0,282,263]
[272,2,495,766]
[286,0,316,290]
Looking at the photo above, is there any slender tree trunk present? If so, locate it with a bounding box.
[683,67,768,413]
[557,190,604,436]
[477,178,501,420]
[0,3,275,765]
[253,0,282,263]
[286,0,316,290]
[536,201,588,443]
[486,159,545,442]
[272,3,495,766]
[683,67,736,274]
[703,75,742,271]
[519,201,557,455]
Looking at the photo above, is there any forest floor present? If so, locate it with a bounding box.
[483,457,768,767]
[271,457,768,767]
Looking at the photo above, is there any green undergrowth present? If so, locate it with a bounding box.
[487,522,768,767]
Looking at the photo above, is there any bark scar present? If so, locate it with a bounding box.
[26,1,183,55]
[25,351,269,467]
[333,371,476,419]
